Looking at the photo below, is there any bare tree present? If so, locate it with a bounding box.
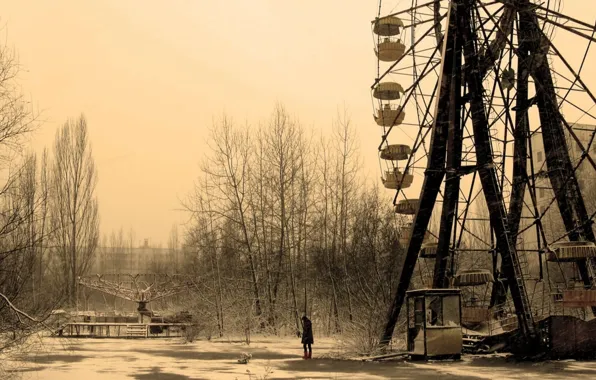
[20,151,51,309]
[186,176,225,336]
[263,103,307,330]
[201,115,263,320]
[0,37,55,358]
[0,153,54,345]
[343,185,402,354]
[248,126,274,327]
[314,132,342,333]
[333,106,360,322]
[50,115,99,308]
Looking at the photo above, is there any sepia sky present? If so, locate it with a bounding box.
[0,0,594,246]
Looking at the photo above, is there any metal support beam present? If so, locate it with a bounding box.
[492,9,531,308]
[433,18,463,289]
[458,0,536,341]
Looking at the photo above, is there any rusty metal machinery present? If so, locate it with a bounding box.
[78,273,194,320]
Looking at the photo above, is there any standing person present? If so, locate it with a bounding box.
[301,315,313,359]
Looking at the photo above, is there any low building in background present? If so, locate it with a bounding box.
[90,243,195,274]
[520,123,596,280]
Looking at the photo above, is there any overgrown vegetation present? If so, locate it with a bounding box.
[0,35,99,364]
[182,104,408,352]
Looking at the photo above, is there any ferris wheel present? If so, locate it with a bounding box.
[371,0,596,353]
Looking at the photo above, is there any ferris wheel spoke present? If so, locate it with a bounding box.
[532,2,596,31]
[549,68,594,96]
[388,118,439,206]
[454,171,478,248]
[472,3,515,77]
[553,95,596,122]
[456,220,492,250]
[533,12,596,43]
[402,60,441,94]
[543,51,596,119]
[376,0,442,20]
[378,50,441,149]
[408,47,442,127]
[405,17,442,30]
[558,40,594,107]
[412,85,439,155]
[536,29,596,110]
[455,186,495,250]
[474,4,517,140]
[517,143,593,249]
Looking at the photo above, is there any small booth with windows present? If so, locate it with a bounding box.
[406,288,462,360]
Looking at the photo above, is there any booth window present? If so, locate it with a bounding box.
[426,294,459,327]
[426,296,443,326]
[443,295,460,327]
[414,297,425,327]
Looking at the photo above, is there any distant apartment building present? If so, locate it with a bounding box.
[520,123,596,279]
[90,244,194,274]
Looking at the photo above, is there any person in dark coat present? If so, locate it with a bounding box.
[300,315,313,359]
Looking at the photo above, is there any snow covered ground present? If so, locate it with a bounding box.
[4,335,596,379]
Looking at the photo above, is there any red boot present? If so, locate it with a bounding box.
[302,352,308,359]
[307,351,312,359]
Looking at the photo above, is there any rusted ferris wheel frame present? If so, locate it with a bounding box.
[374,0,596,351]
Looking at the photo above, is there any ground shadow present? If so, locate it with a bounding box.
[279,359,485,380]
[464,356,596,377]
[14,354,88,364]
[6,366,46,373]
[136,348,297,361]
[134,366,206,380]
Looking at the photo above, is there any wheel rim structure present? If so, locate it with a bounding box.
[371,0,596,351]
